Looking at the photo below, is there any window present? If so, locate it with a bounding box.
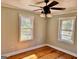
[19,15,34,41]
[58,17,76,44]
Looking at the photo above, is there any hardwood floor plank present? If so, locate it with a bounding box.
[7,46,77,59]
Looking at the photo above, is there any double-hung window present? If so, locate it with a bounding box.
[19,15,34,41]
[58,17,76,44]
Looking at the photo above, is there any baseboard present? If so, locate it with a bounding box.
[2,44,77,57]
[2,44,46,57]
[46,44,77,57]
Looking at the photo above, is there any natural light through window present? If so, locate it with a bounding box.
[60,20,73,41]
[19,15,34,41]
[58,17,76,44]
[22,54,38,59]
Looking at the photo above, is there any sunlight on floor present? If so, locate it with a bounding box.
[22,54,38,59]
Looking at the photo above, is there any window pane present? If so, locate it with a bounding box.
[60,31,72,37]
[59,20,74,43]
[59,17,76,44]
[21,29,32,35]
[21,16,33,28]
[20,15,34,41]
[61,20,74,30]
[61,34,72,41]
[20,28,33,41]
[21,34,32,41]
[61,35,71,40]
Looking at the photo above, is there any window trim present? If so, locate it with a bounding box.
[58,17,76,44]
[19,14,34,42]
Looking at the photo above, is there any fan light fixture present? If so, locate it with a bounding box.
[29,0,65,18]
[40,13,52,18]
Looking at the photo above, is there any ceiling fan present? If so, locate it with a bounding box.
[29,0,65,18]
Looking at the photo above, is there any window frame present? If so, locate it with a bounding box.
[19,14,34,42]
[58,17,76,44]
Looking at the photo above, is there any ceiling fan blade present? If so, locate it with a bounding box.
[29,5,43,8]
[33,9,42,11]
[48,1,59,7]
[51,7,65,10]
[35,1,44,4]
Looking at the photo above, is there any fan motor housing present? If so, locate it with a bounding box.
[43,6,51,14]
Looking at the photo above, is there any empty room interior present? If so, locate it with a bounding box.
[1,0,77,59]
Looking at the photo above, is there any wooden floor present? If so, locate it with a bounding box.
[7,46,77,59]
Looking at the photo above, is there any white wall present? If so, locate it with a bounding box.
[46,12,77,54]
[1,7,46,54]
[1,7,77,55]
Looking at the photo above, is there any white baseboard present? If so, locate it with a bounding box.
[2,44,77,57]
[2,44,46,57]
[46,44,77,57]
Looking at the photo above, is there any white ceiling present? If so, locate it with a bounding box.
[2,0,77,15]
